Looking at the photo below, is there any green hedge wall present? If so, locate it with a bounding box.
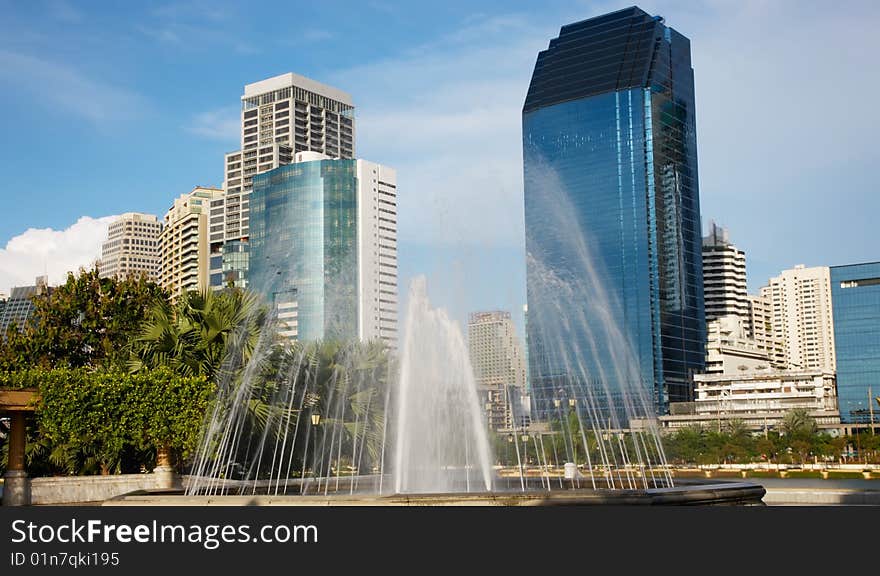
[0,368,213,473]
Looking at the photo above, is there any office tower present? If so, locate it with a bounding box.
[522,7,705,418]
[210,73,356,291]
[0,276,50,335]
[765,265,835,372]
[702,222,748,323]
[249,152,397,347]
[467,311,528,430]
[159,186,225,300]
[222,73,355,244]
[830,262,880,426]
[99,213,162,281]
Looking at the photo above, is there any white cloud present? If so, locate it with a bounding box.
[187,107,240,142]
[0,216,117,296]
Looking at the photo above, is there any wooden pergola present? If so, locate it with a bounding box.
[1,388,38,506]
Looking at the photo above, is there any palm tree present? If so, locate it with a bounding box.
[781,408,817,439]
[128,288,265,380]
[288,339,391,475]
[128,288,267,474]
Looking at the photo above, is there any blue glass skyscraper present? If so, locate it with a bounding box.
[249,154,399,346]
[523,7,705,419]
[830,262,880,426]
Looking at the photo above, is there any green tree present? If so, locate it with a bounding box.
[0,267,166,370]
[781,408,818,438]
[663,426,705,465]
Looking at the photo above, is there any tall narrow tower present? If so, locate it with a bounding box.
[523,7,705,418]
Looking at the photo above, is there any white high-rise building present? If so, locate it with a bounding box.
[702,222,748,324]
[159,186,225,301]
[765,265,836,372]
[223,72,355,245]
[467,311,528,430]
[99,213,162,281]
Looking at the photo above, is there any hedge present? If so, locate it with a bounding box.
[0,368,213,473]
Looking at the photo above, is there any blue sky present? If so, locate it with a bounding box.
[1,0,878,336]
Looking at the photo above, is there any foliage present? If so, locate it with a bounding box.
[0,368,212,476]
[232,338,393,478]
[128,288,265,381]
[661,408,880,465]
[781,408,818,439]
[0,267,167,371]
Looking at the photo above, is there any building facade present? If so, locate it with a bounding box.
[222,73,355,244]
[523,7,705,420]
[0,276,50,335]
[220,240,249,289]
[765,265,836,372]
[705,315,771,375]
[159,187,225,300]
[210,73,357,291]
[249,153,397,347]
[660,370,840,433]
[702,222,748,324]
[99,213,162,281]
[467,311,528,430]
[830,262,880,425]
[746,292,785,367]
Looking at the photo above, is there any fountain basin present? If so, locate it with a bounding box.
[105,480,765,506]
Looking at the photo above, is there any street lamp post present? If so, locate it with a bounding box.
[311,412,321,491]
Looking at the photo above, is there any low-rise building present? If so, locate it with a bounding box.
[659,369,840,433]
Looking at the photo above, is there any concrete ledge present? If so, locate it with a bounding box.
[763,488,880,506]
[30,474,173,505]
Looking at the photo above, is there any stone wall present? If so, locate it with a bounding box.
[28,473,176,505]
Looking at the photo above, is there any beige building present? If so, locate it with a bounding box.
[99,213,162,281]
[467,311,527,430]
[745,292,786,367]
[764,265,836,372]
[159,187,224,300]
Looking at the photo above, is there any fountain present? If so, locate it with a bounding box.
[106,267,764,505]
[394,277,494,494]
[108,160,763,506]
